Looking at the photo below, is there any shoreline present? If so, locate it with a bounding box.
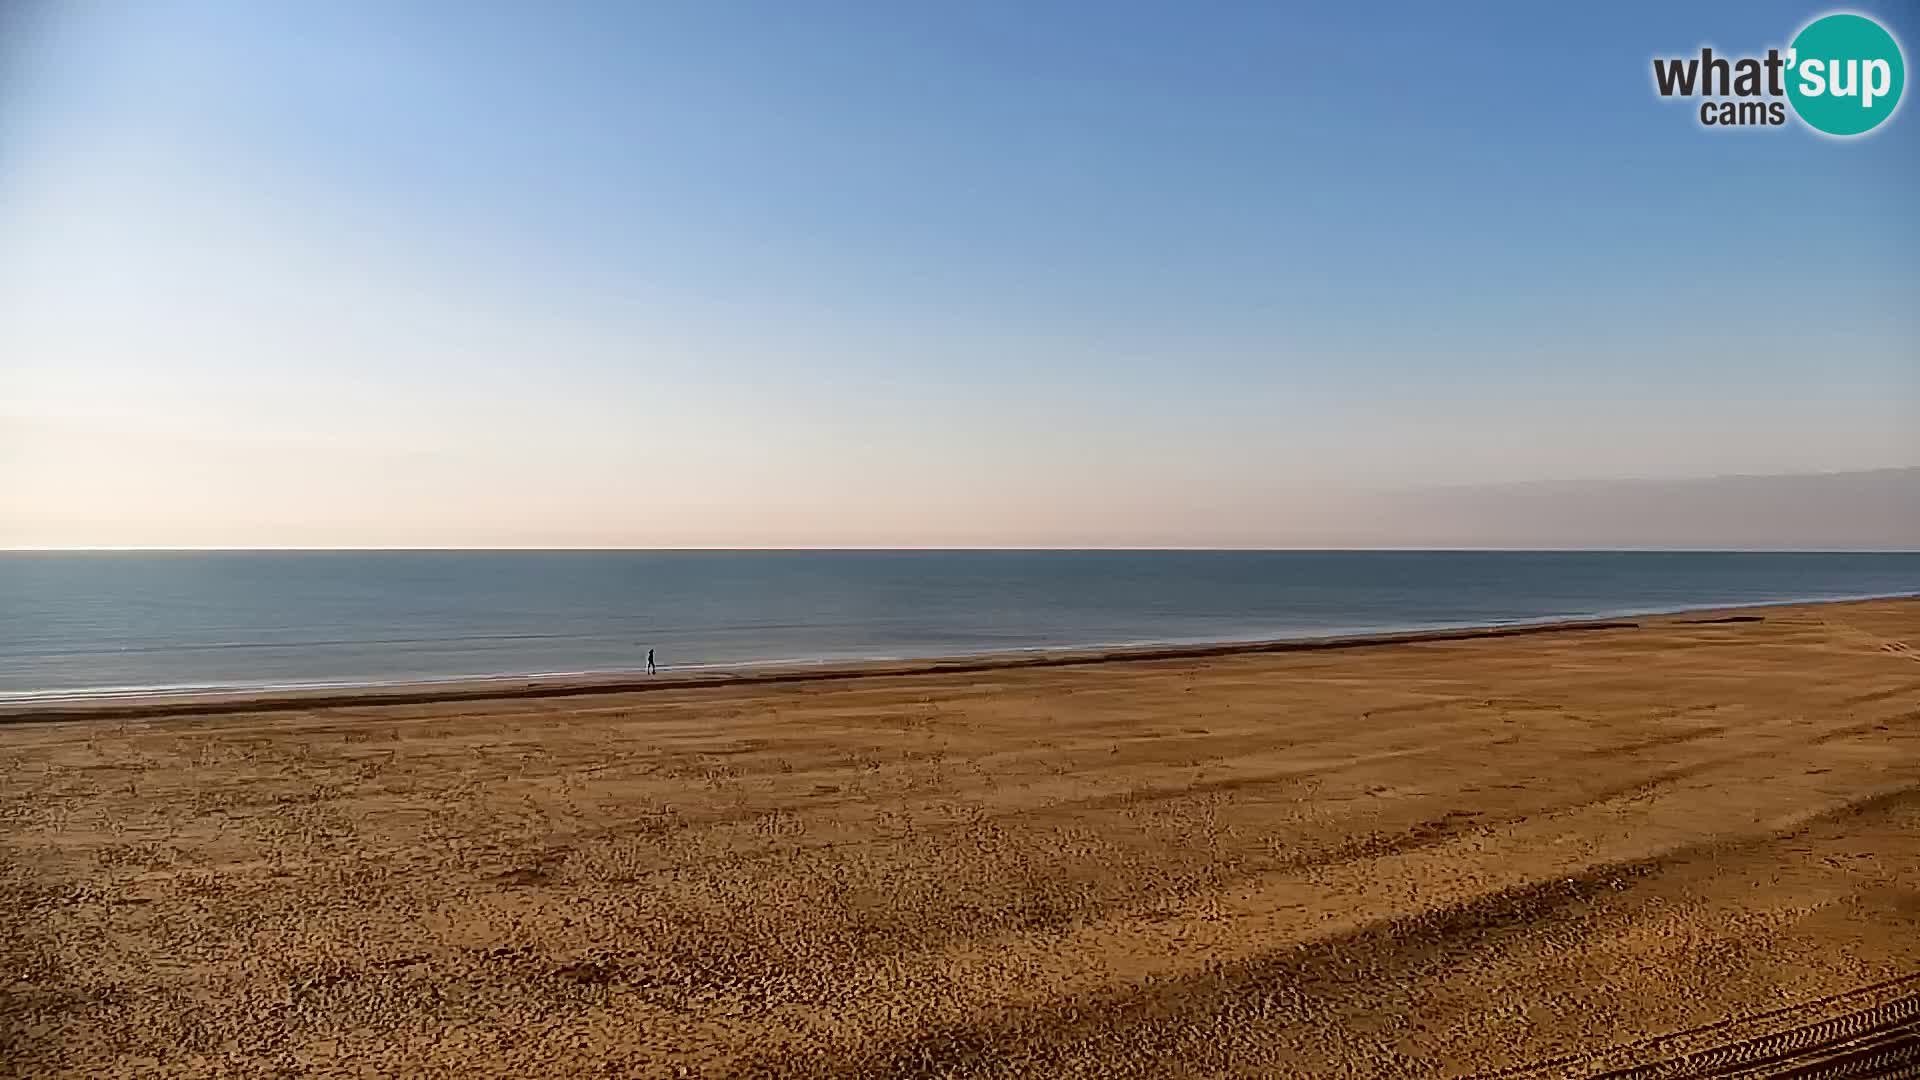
[5,592,1912,725]
[5,595,1917,1075]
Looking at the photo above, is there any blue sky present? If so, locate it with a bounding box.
[1,1,1915,547]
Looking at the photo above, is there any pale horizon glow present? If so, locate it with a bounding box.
[3,1,1916,550]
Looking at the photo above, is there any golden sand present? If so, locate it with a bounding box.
[3,599,1917,1077]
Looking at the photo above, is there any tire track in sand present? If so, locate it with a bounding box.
[1484,974,1920,1078]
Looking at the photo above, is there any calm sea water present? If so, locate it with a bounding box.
[2,550,1917,700]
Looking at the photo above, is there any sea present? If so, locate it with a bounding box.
[2,550,1917,701]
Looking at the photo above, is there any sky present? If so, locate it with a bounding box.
[1,0,1916,548]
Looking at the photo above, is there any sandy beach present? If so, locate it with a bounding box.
[3,597,1917,1077]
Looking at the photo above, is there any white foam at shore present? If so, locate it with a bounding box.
[5,590,1912,708]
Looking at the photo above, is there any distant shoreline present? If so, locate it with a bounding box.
[4,592,1912,725]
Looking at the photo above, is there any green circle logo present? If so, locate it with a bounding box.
[1787,13,1905,136]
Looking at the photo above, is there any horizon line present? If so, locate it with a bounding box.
[7,546,1920,555]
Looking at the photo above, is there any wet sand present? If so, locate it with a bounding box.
[2,598,1917,1077]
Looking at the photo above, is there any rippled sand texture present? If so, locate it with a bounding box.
[3,599,1918,1078]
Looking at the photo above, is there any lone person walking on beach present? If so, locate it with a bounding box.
[647,648,656,676]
